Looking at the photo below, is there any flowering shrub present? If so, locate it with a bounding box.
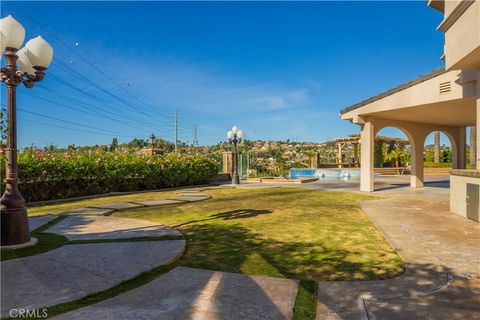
[0,150,218,202]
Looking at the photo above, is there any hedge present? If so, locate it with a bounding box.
[0,150,219,202]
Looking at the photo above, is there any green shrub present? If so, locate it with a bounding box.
[423,161,452,168]
[0,150,218,202]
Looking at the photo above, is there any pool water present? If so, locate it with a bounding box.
[290,169,378,180]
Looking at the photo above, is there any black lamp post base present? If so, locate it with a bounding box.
[1,205,31,247]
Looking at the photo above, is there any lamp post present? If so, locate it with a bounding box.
[227,126,244,185]
[0,15,53,248]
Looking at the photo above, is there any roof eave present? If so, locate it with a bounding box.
[339,67,446,116]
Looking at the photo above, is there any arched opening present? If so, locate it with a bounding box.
[374,126,413,175]
[423,131,455,170]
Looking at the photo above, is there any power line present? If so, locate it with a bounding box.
[10,3,173,120]
[8,3,217,146]
[22,90,158,134]
[30,87,172,137]
[18,117,138,139]
[2,103,132,137]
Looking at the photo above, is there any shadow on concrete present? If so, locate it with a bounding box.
[316,263,480,319]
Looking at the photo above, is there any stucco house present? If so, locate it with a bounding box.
[340,0,479,221]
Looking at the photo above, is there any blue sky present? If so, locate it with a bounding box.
[1,1,446,148]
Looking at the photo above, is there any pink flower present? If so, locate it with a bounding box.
[42,170,48,175]
[64,152,71,158]
[35,150,43,154]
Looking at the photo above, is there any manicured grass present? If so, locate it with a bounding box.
[27,190,179,217]
[292,280,318,320]
[1,232,68,261]
[115,187,405,281]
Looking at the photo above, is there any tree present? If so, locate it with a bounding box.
[470,126,476,167]
[127,138,148,149]
[433,131,440,163]
[110,137,118,152]
[385,144,410,174]
[374,141,385,167]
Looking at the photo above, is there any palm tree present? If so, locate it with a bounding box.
[434,131,440,163]
[470,126,476,166]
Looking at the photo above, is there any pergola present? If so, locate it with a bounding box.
[335,136,409,168]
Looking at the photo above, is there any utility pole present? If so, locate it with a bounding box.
[193,124,198,147]
[149,133,155,148]
[174,111,178,154]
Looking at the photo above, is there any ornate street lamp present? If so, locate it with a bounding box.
[227,126,244,185]
[0,15,53,248]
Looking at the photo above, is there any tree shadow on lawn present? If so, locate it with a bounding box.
[173,209,272,228]
[178,222,404,282]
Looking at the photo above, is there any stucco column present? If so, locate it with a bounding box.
[410,139,424,188]
[453,127,467,169]
[476,105,480,170]
[222,151,233,175]
[477,72,480,170]
[360,122,375,192]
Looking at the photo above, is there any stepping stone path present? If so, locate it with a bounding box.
[53,189,212,216]
[92,202,145,210]
[177,195,211,202]
[52,267,299,320]
[60,207,114,216]
[134,199,185,206]
[1,241,185,317]
[28,215,57,231]
[46,216,182,241]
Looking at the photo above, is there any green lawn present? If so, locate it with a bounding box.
[115,187,404,281]
[10,186,404,320]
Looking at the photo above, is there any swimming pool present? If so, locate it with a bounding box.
[290,168,378,180]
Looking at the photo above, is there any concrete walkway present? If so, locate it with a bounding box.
[313,175,480,319]
[28,215,58,231]
[46,216,182,241]
[1,241,185,318]
[53,267,299,320]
